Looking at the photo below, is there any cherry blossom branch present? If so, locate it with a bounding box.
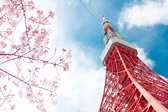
[0,52,65,68]
[0,0,71,111]
[0,48,35,64]
[0,88,14,110]
[0,68,56,93]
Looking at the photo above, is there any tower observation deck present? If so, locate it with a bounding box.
[99,16,168,112]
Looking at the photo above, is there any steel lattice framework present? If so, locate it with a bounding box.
[99,16,168,112]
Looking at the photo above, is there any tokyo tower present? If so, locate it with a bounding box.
[99,16,168,112]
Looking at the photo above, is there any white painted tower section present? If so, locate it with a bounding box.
[101,16,137,64]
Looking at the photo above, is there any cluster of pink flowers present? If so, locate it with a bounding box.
[0,0,71,111]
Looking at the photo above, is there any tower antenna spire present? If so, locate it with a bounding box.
[102,15,105,20]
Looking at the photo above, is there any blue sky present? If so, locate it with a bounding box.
[7,0,168,112]
[54,0,168,76]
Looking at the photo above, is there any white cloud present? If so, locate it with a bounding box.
[118,0,168,28]
[34,1,106,111]
[135,45,155,68]
[160,75,168,81]
[56,67,105,112]
[53,32,105,112]
[37,1,106,110]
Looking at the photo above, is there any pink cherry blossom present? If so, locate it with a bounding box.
[0,0,71,111]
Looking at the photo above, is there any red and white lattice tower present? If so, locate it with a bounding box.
[99,16,168,112]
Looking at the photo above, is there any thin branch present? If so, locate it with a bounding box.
[0,48,35,64]
[0,68,54,93]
